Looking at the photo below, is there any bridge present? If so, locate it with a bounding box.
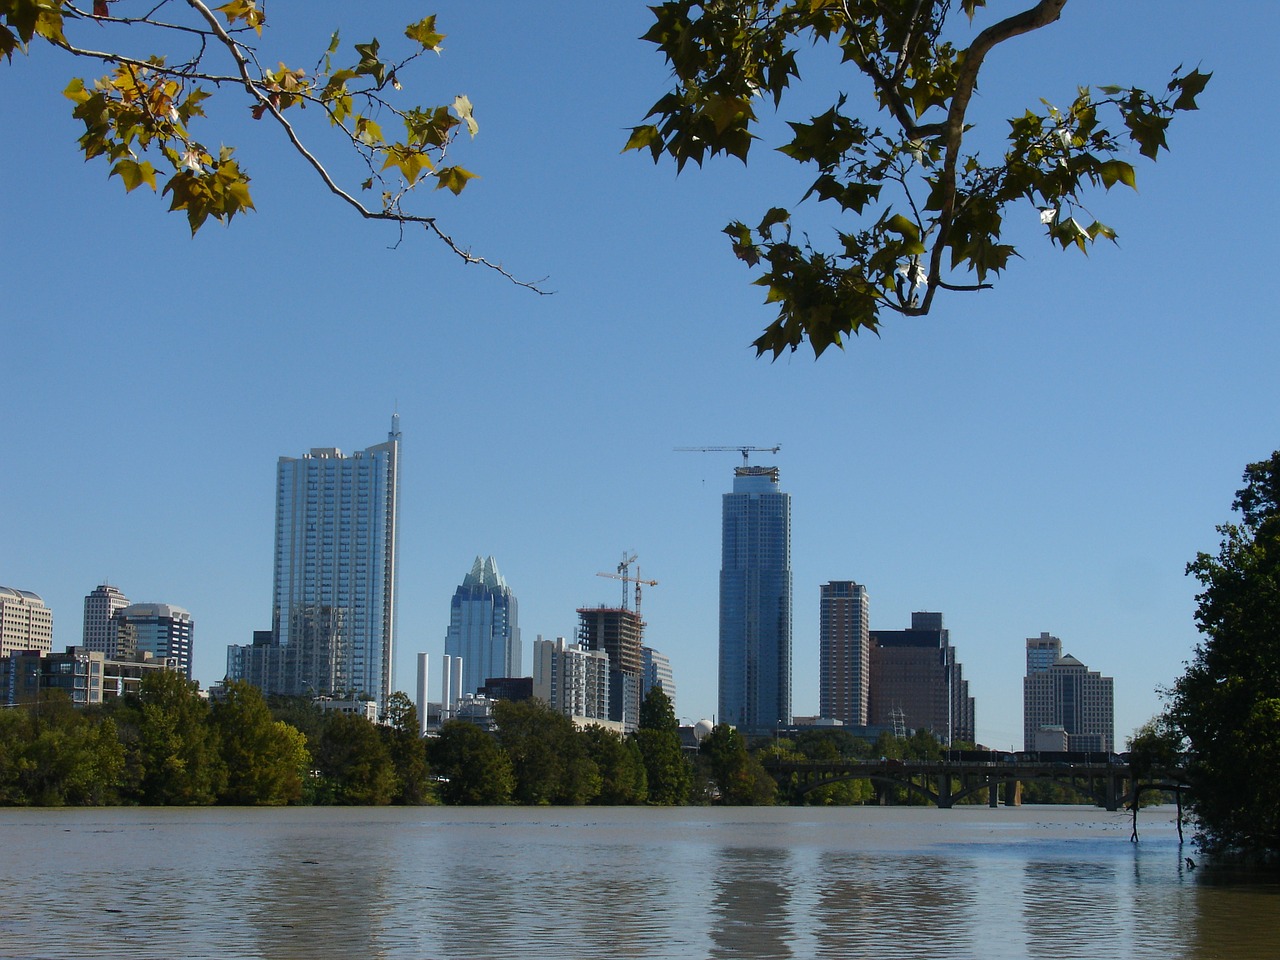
[763,755,1189,811]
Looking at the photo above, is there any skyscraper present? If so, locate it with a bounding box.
[1023,634,1115,752]
[719,464,792,734]
[83,584,129,657]
[868,612,975,743]
[444,556,520,697]
[0,586,53,657]
[577,604,644,731]
[819,580,870,726]
[115,602,194,677]
[641,645,676,710]
[242,417,400,711]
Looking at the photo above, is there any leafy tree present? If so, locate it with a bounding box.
[580,725,648,805]
[211,680,309,805]
[0,2,535,284]
[628,1,1209,357]
[634,687,693,805]
[116,670,225,805]
[1126,716,1184,809]
[382,691,433,805]
[1169,452,1280,858]
[312,711,397,805]
[4,694,124,805]
[493,698,600,805]
[698,723,776,805]
[429,720,515,805]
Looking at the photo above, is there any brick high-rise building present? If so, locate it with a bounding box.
[819,581,870,726]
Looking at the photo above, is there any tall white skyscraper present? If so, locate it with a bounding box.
[444,556,520,697]
[719,464,792,734]
[269,417,401,711]
[83,584,130,657]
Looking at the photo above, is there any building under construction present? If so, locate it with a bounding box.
[576,605,644,732]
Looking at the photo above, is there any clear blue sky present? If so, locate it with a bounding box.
[2,1,1275,750]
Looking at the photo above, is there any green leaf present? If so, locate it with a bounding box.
[622,125,661,154]
[757,207,789,238]
[435,165,477,195]
[1170,68,1211,111]
[405,16,444,52]
[1098,159,1136,190]
[381,143,432,184]
[884,213,920,243]
[111,158,158,192]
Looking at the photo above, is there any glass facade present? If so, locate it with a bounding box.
[719,466,792,734]
[443,556,520,697]
[272,419,400,712]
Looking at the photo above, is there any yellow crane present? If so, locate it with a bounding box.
[596,551,658,618]
[674,444,781,467]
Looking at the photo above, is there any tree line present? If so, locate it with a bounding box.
[0,677,983,808]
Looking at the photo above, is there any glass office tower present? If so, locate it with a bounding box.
[272,416,400,712]
[719,465,792,734]
[444,555,520,697]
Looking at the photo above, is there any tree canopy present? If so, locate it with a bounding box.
[628,0,1208,357]
[1169,452,1280,859]
[0,1,537,283]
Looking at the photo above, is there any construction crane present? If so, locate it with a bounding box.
[596,551,658,618]
[674,444,781,466]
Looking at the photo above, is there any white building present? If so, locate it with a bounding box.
[533,635,613,729]
[82,584,130,657]
[1023,634,1115,752]
[641,645,676,710]
[0,586,53,656]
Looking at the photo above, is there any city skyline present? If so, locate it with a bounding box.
[4,1,1273,748]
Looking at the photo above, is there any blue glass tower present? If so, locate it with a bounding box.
[719,465,792,733]
[271,417,400,711]
[444,556,520,697]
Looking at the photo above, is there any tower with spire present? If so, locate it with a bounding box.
[444,556,521,697]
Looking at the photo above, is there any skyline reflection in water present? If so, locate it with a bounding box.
[0,806,1274,960]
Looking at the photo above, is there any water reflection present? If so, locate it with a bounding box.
[710,846,795,959]
[1,807,1277,960]
[809,851,978,959]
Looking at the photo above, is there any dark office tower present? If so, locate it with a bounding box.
[719,464,792,734]
[444,556,521,697]
[819,581,870,726]
[577,605,644,732]
[869,612,974,744]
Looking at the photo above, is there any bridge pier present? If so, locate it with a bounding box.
[937,775,953,809]
[1104,773,1120,812]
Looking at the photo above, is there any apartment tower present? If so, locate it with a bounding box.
[819,580,870,726]
[269,416,401,711]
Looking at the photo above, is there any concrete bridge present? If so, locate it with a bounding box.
[763,756,1189,811]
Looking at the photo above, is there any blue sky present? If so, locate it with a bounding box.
[2,1,1276,749]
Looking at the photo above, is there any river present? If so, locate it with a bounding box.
[0,805,1275,959]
